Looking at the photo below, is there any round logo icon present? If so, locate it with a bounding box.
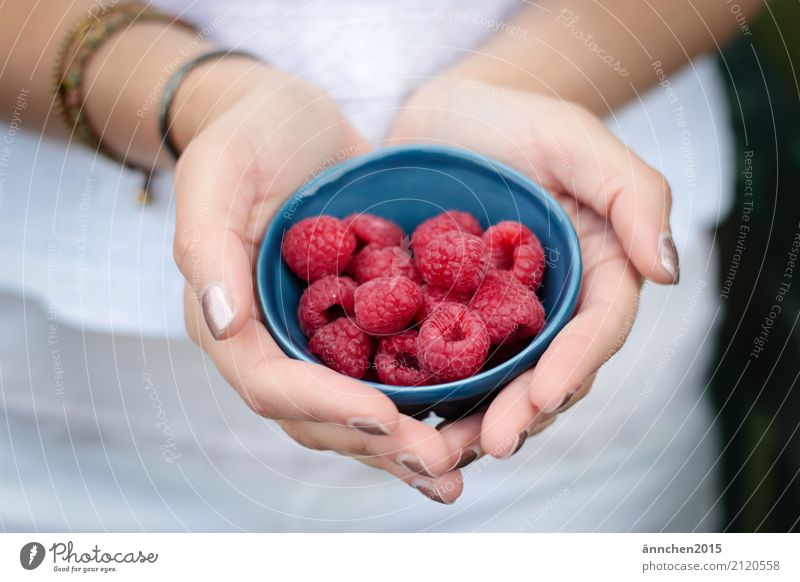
[20,542,46,570]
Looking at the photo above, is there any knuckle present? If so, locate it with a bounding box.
[279,420,323,450]
[643,165,672,200]
[240,383,281,420]
[172,228,199,275]
[349,436,374,458]
[251,397,280,421]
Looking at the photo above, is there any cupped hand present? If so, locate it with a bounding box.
[173,67,463,503]
[389,77,677,460]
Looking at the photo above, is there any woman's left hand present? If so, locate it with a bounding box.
[389,77,676,460]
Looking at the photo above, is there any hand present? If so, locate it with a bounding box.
[389,77,678,460]
[173,65,463,503]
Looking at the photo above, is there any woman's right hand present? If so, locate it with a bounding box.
[173,63,465,504]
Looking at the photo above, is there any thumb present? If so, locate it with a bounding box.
[173,144,255,340]
[554,106,679,285]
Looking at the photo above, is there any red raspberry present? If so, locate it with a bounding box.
[416,284,472,322]
[309,318,372,378]
[374,330,432,386]
[470,270,545,345]
[350,244,420,284]
[411,210,482,253]
[297,275,357,337]
[345,213,404,249]
[354,276,423,335]
[282,216,356,282]
[416,230,489,293]
[482,221,546,289]
[417,302,490,382]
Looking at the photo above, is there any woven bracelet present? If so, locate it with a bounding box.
[158,49,259,161]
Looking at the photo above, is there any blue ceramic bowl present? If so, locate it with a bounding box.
[257,145,581,419]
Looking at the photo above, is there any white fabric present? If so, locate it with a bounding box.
[0,236,722,530]
[0,0,732,531]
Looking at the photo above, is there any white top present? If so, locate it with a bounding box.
[0,0,732,338]
[0,0,732,532]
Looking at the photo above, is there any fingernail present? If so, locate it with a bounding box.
[554,390,578,413]
[396,454,436,477]
[529,414,557,436]
[347,417,391,436]
[658,233,680,284]
[411,478,451,505]
[201,283,236,340]
[436,418,457,430]
[452,446,481,470]
[501,430,529,459]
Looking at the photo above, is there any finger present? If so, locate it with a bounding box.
[436,413,485,470]
[174,144,256,340]
[356,454,464,505]
[281,419,464,503]
[555,105,679,285]
[478,369,556,459]
[528,209,640,412]
[185,287,400,431]
[552,373,596,414]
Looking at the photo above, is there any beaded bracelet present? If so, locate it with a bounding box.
[54,2,197,201]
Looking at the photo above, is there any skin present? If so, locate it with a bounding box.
[0,0,765,504]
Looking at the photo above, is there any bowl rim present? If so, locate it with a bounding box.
[257,144,582,403]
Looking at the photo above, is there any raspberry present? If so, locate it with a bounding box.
[374,331,432,386]
[417,302,490,382]
[482,221,546,289]
[416,284,472,322]
[470,270,545,345]
[282,216,356,282]
[350,244,420,284]
[345,213,404,249]
[416,230,489,293]
[354,276,423,335]
[309,318,372,378]
[411,210,482,253]
[297,275,357,337]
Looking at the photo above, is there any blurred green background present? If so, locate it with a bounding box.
[712,0,800,532]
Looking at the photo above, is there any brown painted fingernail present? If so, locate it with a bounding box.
[501,430,528,459]
[436,418,457,430]
[453,446,481,470]
[396,454,435,477]
[529,415,557,436]
[411,479,451,504]
[554,390,577,413]
[347,417,391,436]
[658,233,680,284]
[201,282,236,340]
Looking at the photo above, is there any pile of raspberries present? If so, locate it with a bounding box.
[281,210,546,385]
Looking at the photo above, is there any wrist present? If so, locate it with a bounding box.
[167,56,271,155]
[169,60,330,158]
[82,22,217,168]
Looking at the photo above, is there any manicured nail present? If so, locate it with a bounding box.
[436,418,457,430]
[347,417,391,436]
[658,233,680,284]
[501,430,529,459]
[529,415,557,436]
[554,390,578,413]
[396,454,436,477]
[453,446,481,470]
[411,478,451,504]
[201,282,236,340]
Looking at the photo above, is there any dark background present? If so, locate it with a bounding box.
[712,0,800,531]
